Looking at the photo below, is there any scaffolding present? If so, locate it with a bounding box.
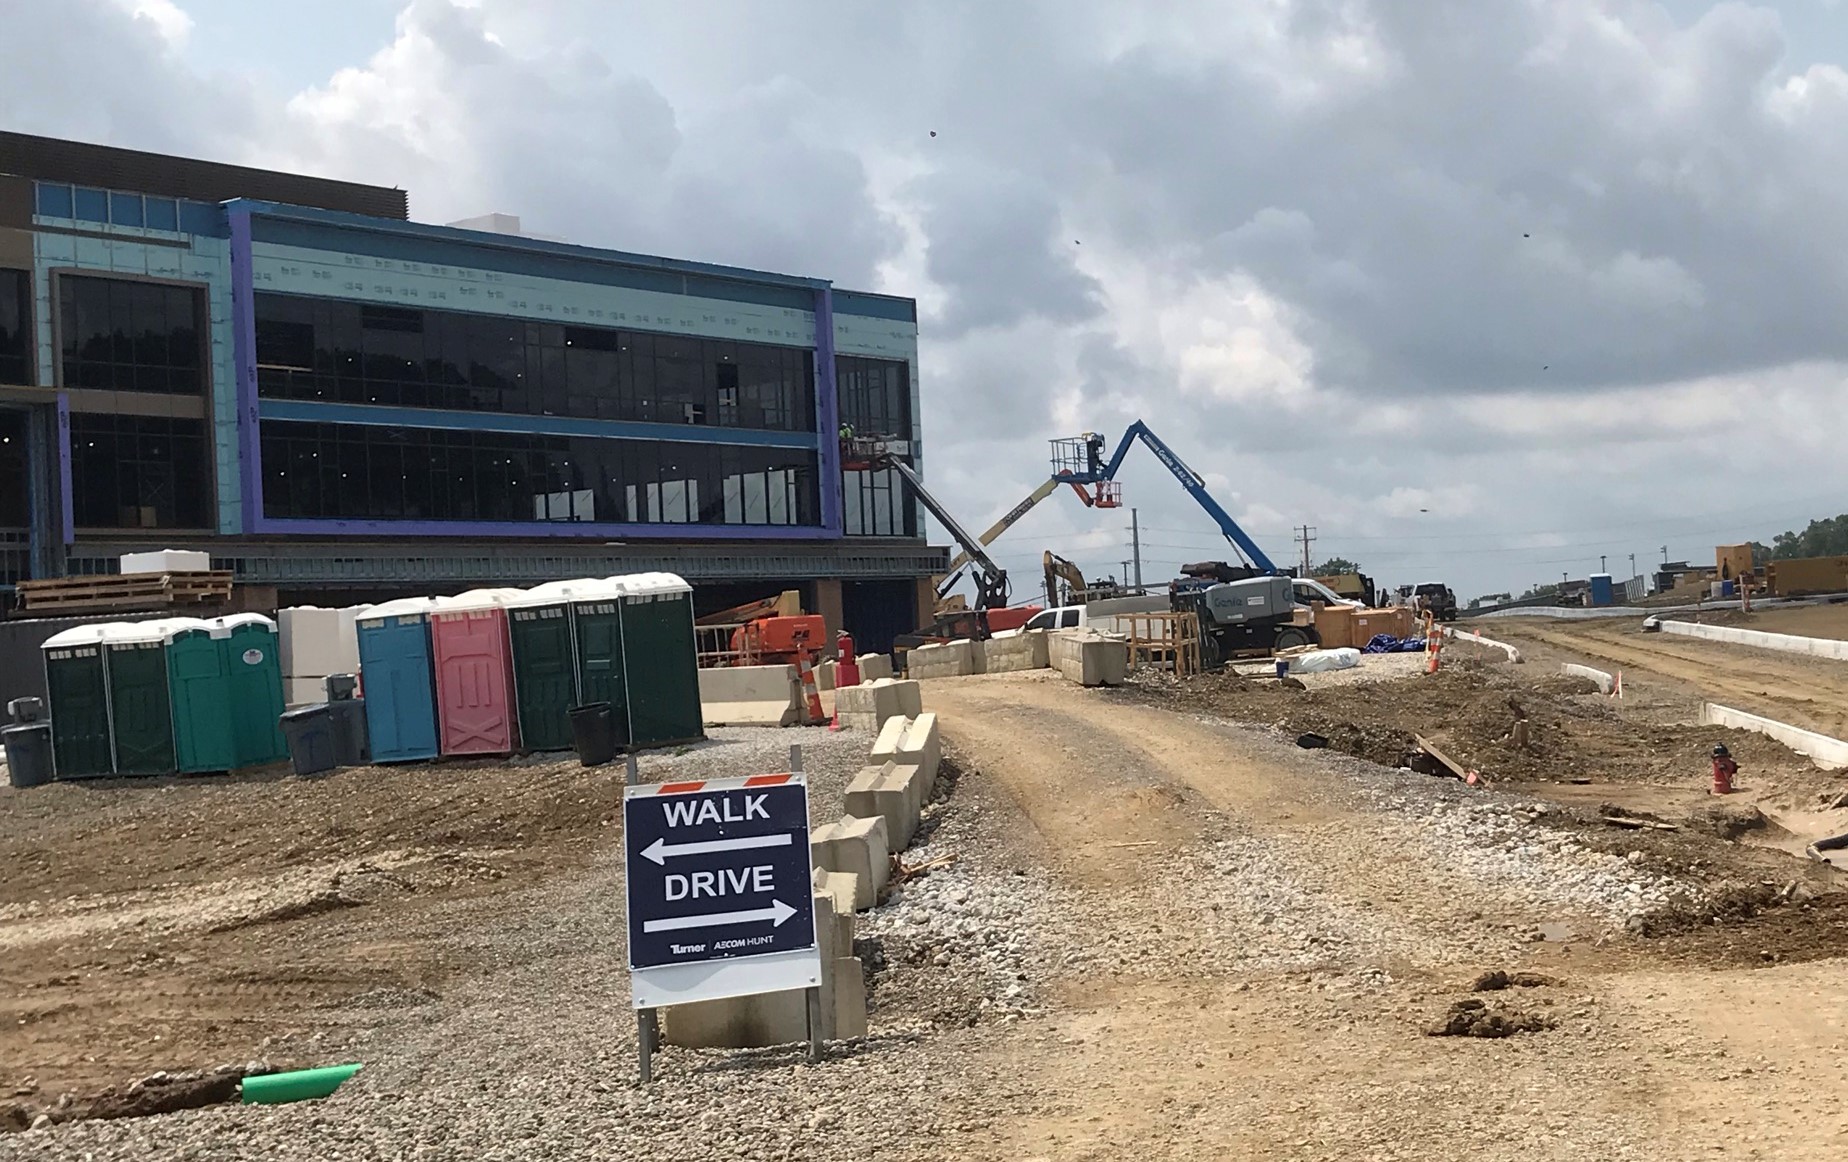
[1120,610,1201,678]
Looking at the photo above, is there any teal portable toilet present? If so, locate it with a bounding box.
[213,614,288,768]
[102,620,178,776]
[616,572,704,749]
[165,617,238,773]
[41,623,118,778]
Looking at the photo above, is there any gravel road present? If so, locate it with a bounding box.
[8,674,1847,1160]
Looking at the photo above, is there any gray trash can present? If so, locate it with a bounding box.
[3,722,55,788]
[324,673,358,702]
[279,705,338,776]
[8,697,45,724]
[326,698,370,767]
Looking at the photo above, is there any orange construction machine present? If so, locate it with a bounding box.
[730,615,828,666]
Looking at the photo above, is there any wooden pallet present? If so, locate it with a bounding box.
[16,570,235,615]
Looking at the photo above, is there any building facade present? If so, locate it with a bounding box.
[0,132,942,649]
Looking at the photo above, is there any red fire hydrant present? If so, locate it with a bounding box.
[835,631,861,688]
[1711,744,1738,795]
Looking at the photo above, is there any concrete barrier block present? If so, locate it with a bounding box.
[834,680,901,732]
[1664,619,1848,661]
[1440,626,1524,664]
[881,678,924,718]
[697,664,801,726]
[844,761,926,850]
[871,713,941,794]
[857,653,894,681]
[809,815,891,909]
[831,957,868,1039]
[810,868,863,936]
[1701,702,1848,770]
[982,630,1050,673]
[1049,630,1129,686]
[907,640,975,679]
[1561,663,1616,694]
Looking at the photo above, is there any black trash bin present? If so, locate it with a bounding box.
[568,702,617,768]
[279,705,339,776]
[326,698,370,767]
[2,723,54,788]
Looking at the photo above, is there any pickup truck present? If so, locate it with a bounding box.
[1413,583,1458,622]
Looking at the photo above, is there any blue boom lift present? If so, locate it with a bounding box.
[1050,424,1279,574]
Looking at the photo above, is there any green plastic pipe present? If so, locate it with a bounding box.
[240,1063,362,1105]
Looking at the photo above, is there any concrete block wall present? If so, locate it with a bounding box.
[981,630,1051,673]
[871,713,941,792]
[858,653,895,681]
[833,678,921,732]
[1049,630,1129,686]
[907,640,976,679]
[697,664,802,726]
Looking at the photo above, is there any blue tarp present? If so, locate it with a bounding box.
[1362,634,1426,653]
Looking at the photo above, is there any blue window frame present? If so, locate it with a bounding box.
[72,187,108,223]
[109,191,144,227]
[35,182,73,218]
[145,197,178,232]
[177,201,219,235]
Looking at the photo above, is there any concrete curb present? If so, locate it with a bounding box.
[1662,619,1848,661]
[1561,663,1615,694]
[1700,702,1848,770]
[1441,626,1524,663]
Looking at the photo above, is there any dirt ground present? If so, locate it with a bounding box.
[9,655,1848,1158]
[0,752,628,1100]
[1491,614,1848,738]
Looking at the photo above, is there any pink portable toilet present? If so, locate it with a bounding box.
[430,588,523,755]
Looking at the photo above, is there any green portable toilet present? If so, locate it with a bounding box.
[102,620,178,776]
[41,624,117,778]
[165,617,238,773]
[568,579,630,751]
[506,579,599,753]
[616,572,704,749]
[214,614,288,768]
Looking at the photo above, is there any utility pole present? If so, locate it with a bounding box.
[1129,508,1144,592]
[1629,552,1636,580]
[1661,545,1669,564]
[1120,560,1131,587]
[1296,525,1317,576]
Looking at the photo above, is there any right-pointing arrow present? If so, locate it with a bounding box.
[642,899,797,934]
[641,833,793,865]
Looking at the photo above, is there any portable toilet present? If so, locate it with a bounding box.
[617,572,704,749]
[355,596,441,763]
[102,619,179,776]
[213,614,288,768]
[431,588,521,755]
[164,616,239,773]
[41,623,119,778]
[506,579,599,754]
[1588,573,1615,607]
[566,578,632,751]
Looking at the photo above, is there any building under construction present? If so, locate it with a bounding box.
[0,132,942,650]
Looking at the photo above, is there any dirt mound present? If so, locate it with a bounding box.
[3,1063,258,1132]
[1427,998,1555,1038]
[1469,970,1557,992]
[1122,657,1818,789]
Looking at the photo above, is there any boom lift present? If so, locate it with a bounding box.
[1050,424,1279,575]
[937,478,1059,600]
[843,435,1012,611]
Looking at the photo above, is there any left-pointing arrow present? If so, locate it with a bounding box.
[641,833,793,865]
[642,899,797,933]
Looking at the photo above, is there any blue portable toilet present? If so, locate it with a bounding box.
[1589,573,1615,607]
[355,596,441,762]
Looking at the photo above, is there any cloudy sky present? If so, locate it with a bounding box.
[7,0,1848,602]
